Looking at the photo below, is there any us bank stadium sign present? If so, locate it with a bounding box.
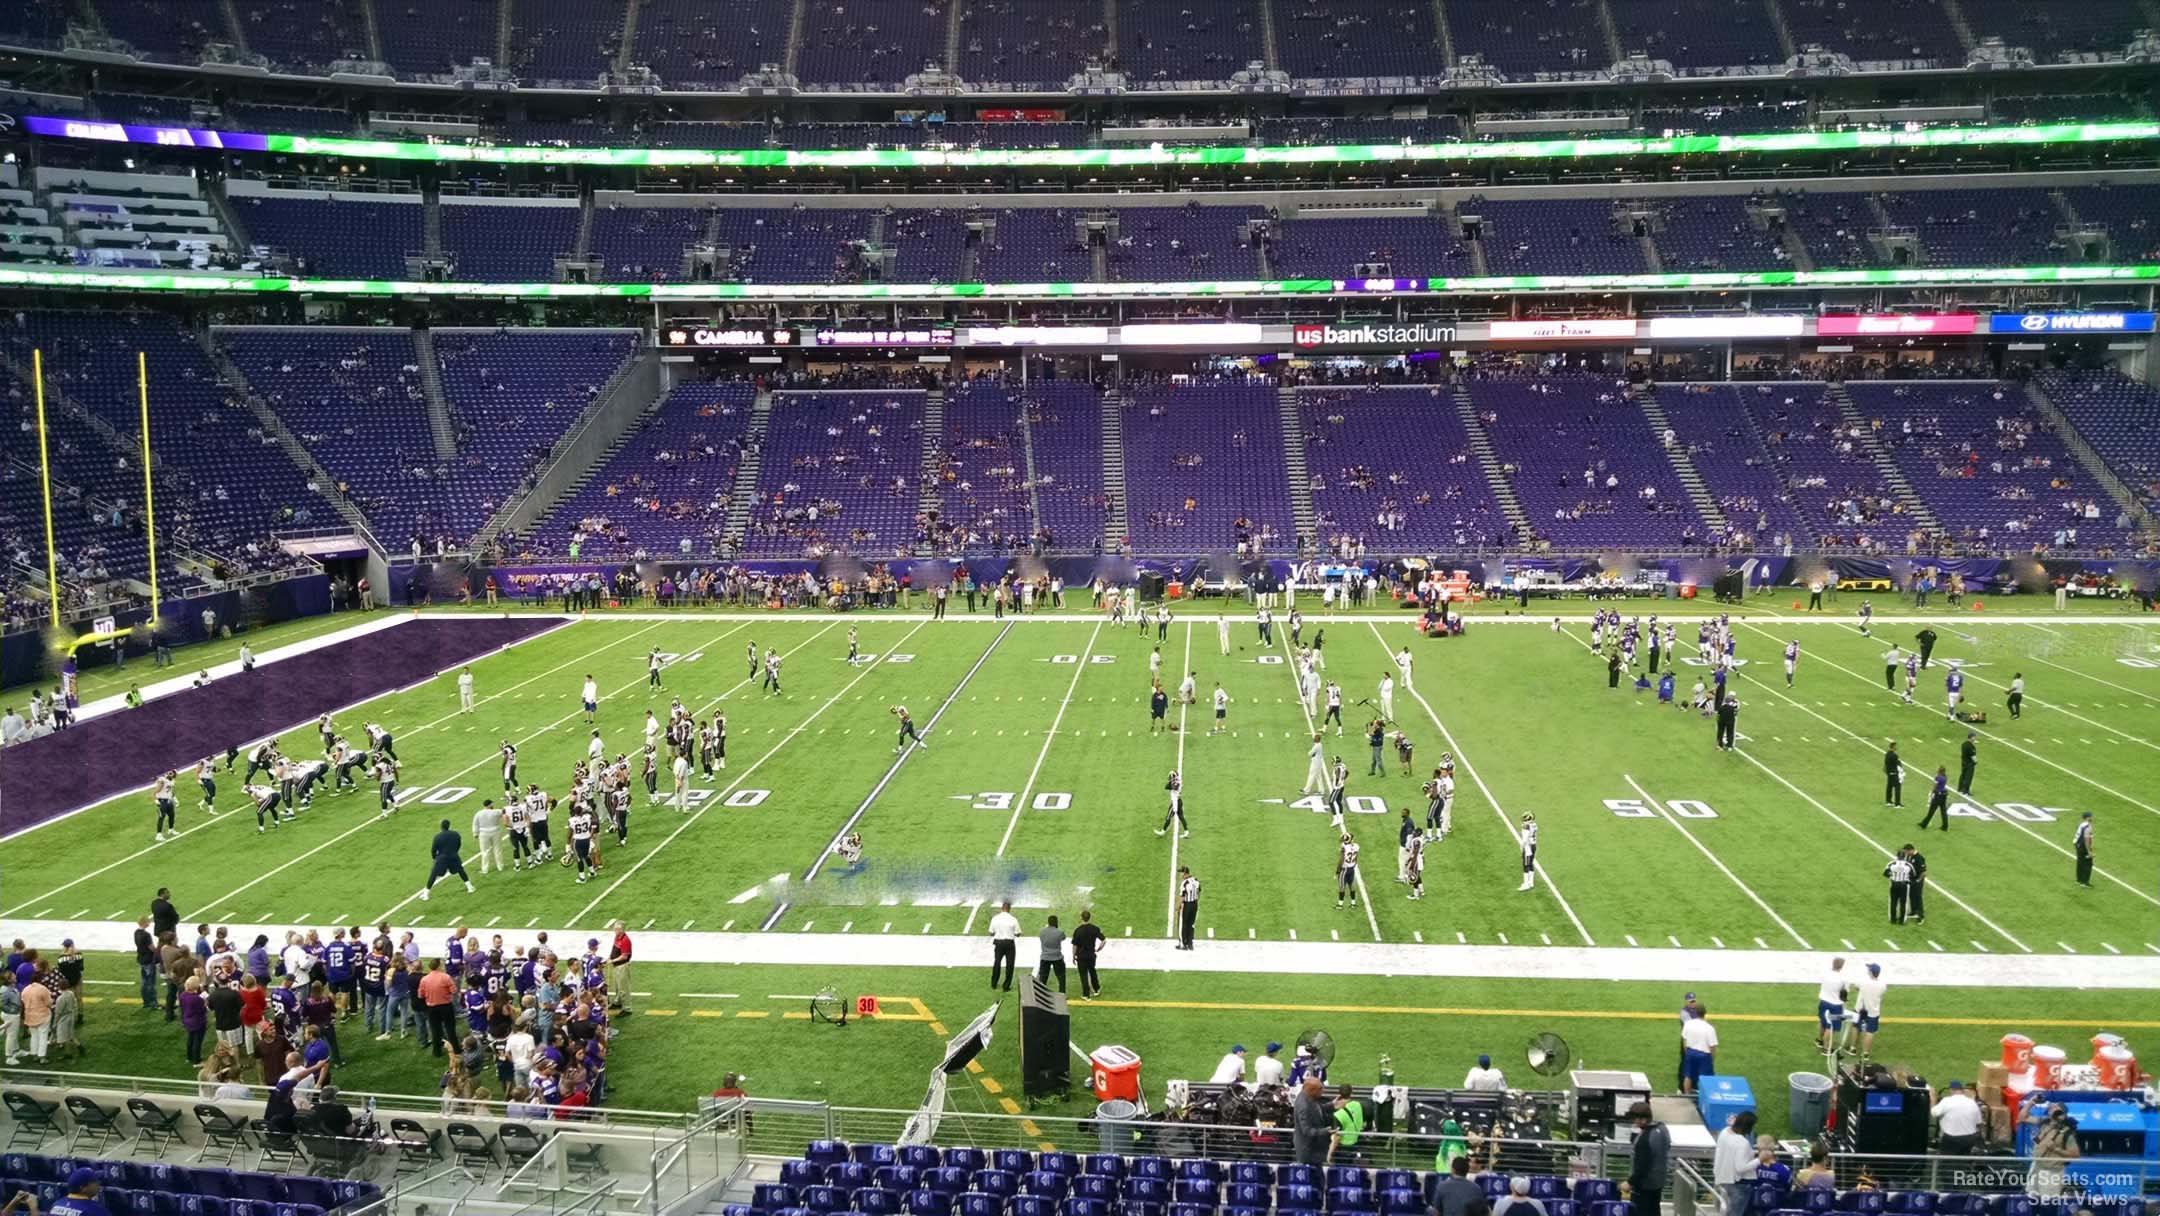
[1986,311,2158,335]
[1293,322,1459,349]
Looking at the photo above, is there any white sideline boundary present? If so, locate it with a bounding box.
[0,614,578,848]
[402,609,2160,628]
[17,915,2154,990]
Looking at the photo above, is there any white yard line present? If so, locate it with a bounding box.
[2,616,583,848]
[1728,659,2160,912]
[190,619,751,925]
[2014,633,2160,705]
[1622,775,1811,949]
[562,621,909,925]
[993,621,1105,858]
[1165,620,1193,938]
[804,622,1014,880]
[1737,622,2160,822]
[2,617,650,918]
[1279,629,1382,943]
[1386,622,1594,945]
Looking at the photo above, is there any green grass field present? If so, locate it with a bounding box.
[8,594,2160,1134]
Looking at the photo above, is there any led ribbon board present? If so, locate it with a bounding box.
[1,264,2154,301]
[21,115,2160,169]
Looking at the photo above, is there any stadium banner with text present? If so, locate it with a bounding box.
[1644,315,1807,339]
[655,326,797,348]
[1488,318,1640,340]
[1984,311,2158,335]
[22,115,2160,170]
[1816,313,1980,336]
[1292,321,1461,349]
[811,328,955,347]
[3,265,2158,302]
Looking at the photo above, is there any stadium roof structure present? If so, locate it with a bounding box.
[5,263,2157,302]
[25,115,2160,171]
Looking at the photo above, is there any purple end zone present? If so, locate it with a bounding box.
[0,616,563,836]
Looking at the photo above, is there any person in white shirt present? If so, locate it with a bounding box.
[671,753,691,813]
[1216,614,1232,656]
[1712,1111,1760,1216]
[987,900,1019,991]
[1930,1080,1984,1155]
[1462,1054,1507,1091]
[1847,962,1887,1056]
[1378,674,1394,721]
[503,1025,537,1088]
[280,934,313,985]
[457,666,475,713]
[1303,733,1327,793]
[1814,956,1848,1053]
[1396,646,1414,689]
[580,675,599,723]
[1,707,26,746]
[1252,1042,1286,1087]
[472,800,506,873]
[1210,1044,1248,1085]
[587,730,605,765]
[1178,671,1197,706]
[1209,684,1230,736]
[1680,1008,1719,1094]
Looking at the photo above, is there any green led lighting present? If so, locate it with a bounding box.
[2,263,2154,300]
[259,120,2160,168]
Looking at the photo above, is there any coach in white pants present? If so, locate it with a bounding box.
[1303,734,1328,793]
[473,801,507,874]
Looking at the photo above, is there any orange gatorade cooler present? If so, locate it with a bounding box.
[2096,1046,2137,1090]
[2001,1034,2034,1072]
[2031,1045,2066,1089]
[2091,1033,2124,1064]
[1090,1045,1142,1103]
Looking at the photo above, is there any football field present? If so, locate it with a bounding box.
[8,601,2160,961]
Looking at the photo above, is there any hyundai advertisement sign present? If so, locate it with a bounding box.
[1987,311,2157,335]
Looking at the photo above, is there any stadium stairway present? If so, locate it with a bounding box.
[2023,377,2160,545]
[1825,382,1942,536]
[1099,389,1131,549]
[421,180,444,263]
[1764,0,1799,56]
[412,329,459,463]
[1017,399,1047,542]
[1635,388,1728,533]
[474,344,666,551]
[1430,0,1455,65]
[1278,386,1318,545]
[1451,383,1531,542]
[721,389,776,554]
[918,387,946,552]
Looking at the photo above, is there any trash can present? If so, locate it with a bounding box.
[1095,1099,1138,1154]
[1788,1071,1834,1139]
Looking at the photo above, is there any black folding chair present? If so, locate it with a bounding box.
[445,1122,499,1175]
[300,1132,366,1180]
[498,1121,549,1171]
[193,1104,255,1166]
[63,1094,128,1156]
[1,1092,61,1151]
[253,1120,306,1172]
[126,1098,185,1158]
[389,1118,441,1176]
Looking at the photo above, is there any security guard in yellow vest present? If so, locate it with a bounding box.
[1329,1084,1366,1162]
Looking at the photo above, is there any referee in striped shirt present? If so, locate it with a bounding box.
[1884,847,1915,924]
[1176,867,1200,950]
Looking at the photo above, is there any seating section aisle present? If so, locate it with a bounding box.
[528,381,755,558]
[1472,377,1707,548]
[433,328,639,535]
[744,391,926,557]
[1728,383,1912,549]
[1121,384,1293,553]
[932,382,1035,552]
[1024,383,1108,551]
[1848,381,2136,550]
[1298,387,1510,551]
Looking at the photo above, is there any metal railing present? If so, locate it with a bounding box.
[730,1100,1604,1175]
